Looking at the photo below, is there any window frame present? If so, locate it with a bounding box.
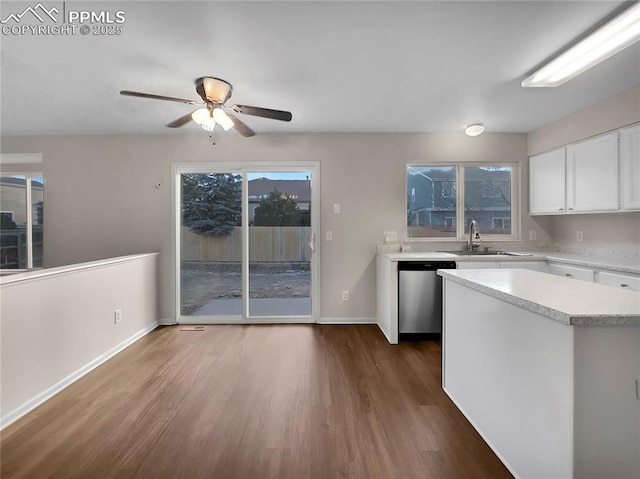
[0,173,44,271]
[406,162,520,242]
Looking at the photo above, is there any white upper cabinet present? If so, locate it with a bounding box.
[529,148,566,214]
[619,124,640,210]
[566,132,619,212]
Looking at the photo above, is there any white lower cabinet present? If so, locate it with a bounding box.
[499,261,548,272]
[596,270,640,292]
[548,263,595,282]
[456,261,501,269]
[457,260,548,272]
[456,260,638,290]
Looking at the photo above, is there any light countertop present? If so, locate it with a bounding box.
[438,269,640,326]
[541,252,640,274]
[380,251,640,274]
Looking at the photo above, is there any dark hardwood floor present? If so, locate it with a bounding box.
[1,325,513,478]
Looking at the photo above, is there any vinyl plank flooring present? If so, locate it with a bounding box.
[1,324,513,478]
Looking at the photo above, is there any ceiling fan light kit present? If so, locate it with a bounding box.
[522,2,640,87]
[191,107,210,125]
[212,107,234,131]
[120,76,292,138]
[464,124,485,137]
[199,77,233,103]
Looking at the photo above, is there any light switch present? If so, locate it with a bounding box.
[333,203,341,214]
[326,231,333,241]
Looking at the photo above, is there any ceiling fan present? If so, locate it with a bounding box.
[120,77,292,137]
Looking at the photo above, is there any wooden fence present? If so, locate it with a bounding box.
[181,226,311,262]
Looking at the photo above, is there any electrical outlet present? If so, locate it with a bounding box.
[384,231,397,243]
[333,203,341,214]
[529,230,537,241]
[114,308,122,324]
[341,290,349,301]
[326,231,333,241]
[576,231,584,242]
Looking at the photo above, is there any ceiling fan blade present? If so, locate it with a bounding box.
[231,104,292,122]
[226,112,256,137]
[120,90,199,106]
[166,112,194,128]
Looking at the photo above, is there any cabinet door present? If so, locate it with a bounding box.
[619,125,640,210]
[456,261,501,269]
[529,148,566,214]
[548,263,595,282]
[566,133,619,212]
[596,271,640,292]
[500,261,548,273]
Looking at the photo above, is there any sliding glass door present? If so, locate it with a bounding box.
[175,163,319,323]
[247,171,312,317]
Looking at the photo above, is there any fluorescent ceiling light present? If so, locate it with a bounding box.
[522,3,640,87]
[465,124,485,137]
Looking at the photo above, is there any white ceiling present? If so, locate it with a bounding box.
[1,1,638,136]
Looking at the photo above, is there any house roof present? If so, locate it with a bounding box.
[0,177,44,188]
[248,178,310,202]
[424,169,511,182]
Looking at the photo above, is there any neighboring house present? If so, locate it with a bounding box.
[248,177,311,221]
[0,176,44,226]
[407,167,511,233]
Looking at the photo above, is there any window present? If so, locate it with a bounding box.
[0,175,44,269]
[406,164,517,240]
[441,181,456,198]
[492,217,511,229]
[406,166,457,238]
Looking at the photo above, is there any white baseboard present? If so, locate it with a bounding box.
[171,318,375,325]
[158,318,176,325]
[318,317,376,324]
[0,321,159,430]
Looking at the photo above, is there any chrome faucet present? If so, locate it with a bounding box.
[468,219,481,251]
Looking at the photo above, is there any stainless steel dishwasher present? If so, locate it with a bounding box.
[398,261,457,337]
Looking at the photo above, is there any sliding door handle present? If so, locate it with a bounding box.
[308,233,316,253]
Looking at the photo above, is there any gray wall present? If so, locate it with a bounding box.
[1,132,533,321]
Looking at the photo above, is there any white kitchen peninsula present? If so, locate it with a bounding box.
[438,269,640,479]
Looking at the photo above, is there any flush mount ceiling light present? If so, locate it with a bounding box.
[465,124,485,137]
[522,3,640,87]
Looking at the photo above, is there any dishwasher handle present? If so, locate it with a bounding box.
[398,261,457,271]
